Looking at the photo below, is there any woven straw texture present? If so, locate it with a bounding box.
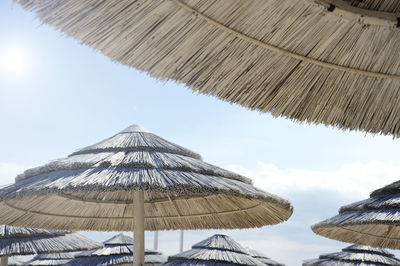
[66,233,166,266]
[303,244,400,265]
[24,252,76,265]
[13,0,400,138]
[162,234,265,265]
[0,125,292,231]
[313,179,400,249]
[247,248,284,266]
[0,225,102,256]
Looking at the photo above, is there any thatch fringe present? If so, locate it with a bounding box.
[0,225,102,256]
[24,252,76,265]
[303,244,400,265]
[0,125,293,231]
[13,0,400,137]
[66,233,166,266]
[247,248,284,266]
[162,234,265,265]
[313,178,400,249]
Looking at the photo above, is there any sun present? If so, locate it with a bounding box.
[0,47,30,76]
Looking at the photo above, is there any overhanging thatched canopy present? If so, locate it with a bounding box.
[247,248,284,266]
[14,0,400,137]
[161,234,265,265]
[66,233,166,266]
[0,124,292,231]
[0,225,102,256]
[24,252,76,265]
[302,244,400,265]
[312,179,400,249]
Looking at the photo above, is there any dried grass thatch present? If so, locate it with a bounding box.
[24,252,76,265]
[13,0,400,137]
[247,248,284,266]
[66,233,166,266]
[0,225,102,256]
[312,179,400,249]
[0,125,292,231]
[161,234,265,265]
[302,244,400,265]
[5,257,22,266]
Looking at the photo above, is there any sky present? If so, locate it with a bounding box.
[1,1,400,265]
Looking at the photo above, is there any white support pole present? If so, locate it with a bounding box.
[133,190,145,266]
[154,231,159,250]
[179,230,184,252]
[1,256,8,266]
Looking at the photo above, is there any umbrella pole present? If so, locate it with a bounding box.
[0,256,7,266]
[133,190,145,266]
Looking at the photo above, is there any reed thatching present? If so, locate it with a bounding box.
[5,257,22,266]
[13,0,400,137]
[247,248,284,266]
[0,225,102,256]
[312,179,400,249]
[0,124,292,231]
[162,234,265,265]
[24,252,76,265]
[302,244,400,265]
[66,233,166,266]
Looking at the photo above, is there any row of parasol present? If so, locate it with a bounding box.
[0,125,399,265]
[4,224,399,265]
[4,0,400,265]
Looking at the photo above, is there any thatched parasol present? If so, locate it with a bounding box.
[247,248,284,266]
[66,233,166,266]
[24,253,76,265]
[13,0,400,137]
[312,179,400,249]
[161,234,266,265]
[302,244,400,265]
[4,258,21,266]
[0,225,102,266]
[0,125,292,265]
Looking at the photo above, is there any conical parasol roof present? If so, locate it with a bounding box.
[13,0,400,137]
[66,233,166,266]
[247,248,284,266]
[0,124,292,231]
[302,244,400,265]
[312,179,400,249]
[24,252,77,265]
[0,225,102,256]
[161,234,265,265]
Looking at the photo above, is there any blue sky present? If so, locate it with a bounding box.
[1,1,400,265]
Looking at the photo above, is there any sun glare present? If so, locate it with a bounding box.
[1,47,30,77]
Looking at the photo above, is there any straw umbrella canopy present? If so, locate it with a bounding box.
[312,179,400,249]
[247,248,284,266]
[0,124,293,266]
[24,253,76,265]
[0,225,102,266]
[161,234,265,265]
[302,244,400,265]
[66,233,166,266]
[5,258,21,266]
[13,0,400,138]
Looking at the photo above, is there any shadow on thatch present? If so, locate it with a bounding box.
[303,244,400,265]
[66,233,166,266]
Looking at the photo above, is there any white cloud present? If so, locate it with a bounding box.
[0,162,30,186]
[226,160,400,198]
